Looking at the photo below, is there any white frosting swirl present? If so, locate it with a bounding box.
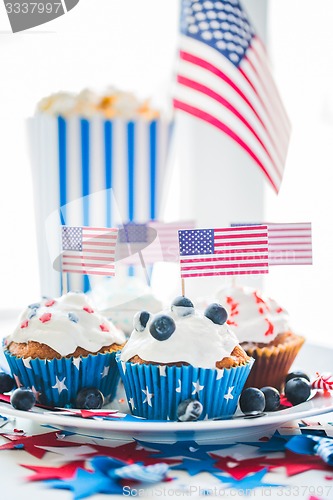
[90,277,163,335]
[6,292,125,357]
[120,308,241,369]
[215,285,291,344]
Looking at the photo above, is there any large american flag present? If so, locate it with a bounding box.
[117,220,196,265]
[178,225,269,278]
[174,0,290,193]
[61,226,118,276]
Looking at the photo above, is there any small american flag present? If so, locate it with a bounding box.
[174,0,290,193]
[117,221,196,265]
[267,223,312,266]
[61,226,118,276]
[179,225,269,278]
[231,222,313,265]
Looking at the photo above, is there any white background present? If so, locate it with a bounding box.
[0,1,333,347]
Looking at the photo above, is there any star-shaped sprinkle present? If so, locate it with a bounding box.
[45,299,56,307]
[83,306,94,314]
[39,313,52,323]
[99,324,110,332]
[47,468,123,499]
[192,380,204,395]
[20,320,29,329]
[52,376,67,394]
[214,468,285,491]
[224,386,234,401]
[20,460,86,481]
[136,439,233,461]
[68,312,79,323]
[142,386,153,406]
[171,457,218,476]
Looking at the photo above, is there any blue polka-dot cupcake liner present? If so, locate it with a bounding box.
[4,349,121,408]
[116,352,254,421]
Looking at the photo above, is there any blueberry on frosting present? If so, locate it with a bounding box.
[133,311,151,332]
[149,314,176,341]
[171,296,195,317]
[204,303,228,325]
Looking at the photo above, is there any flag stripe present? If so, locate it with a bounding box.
[62,225,118,276]
[179,225,268,278]
[174,3,290,193]
[174,99,279,192]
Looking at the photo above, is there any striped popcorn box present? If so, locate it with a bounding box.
[28,113,173,297]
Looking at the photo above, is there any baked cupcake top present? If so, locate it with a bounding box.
[5,292,126,357]
[215,285,291,344]
[120,296,249,369]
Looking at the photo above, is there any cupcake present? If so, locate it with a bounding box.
[3,292,126,407]
[90,276,163,336]
[116,297,254,421]
[215,285,305,391]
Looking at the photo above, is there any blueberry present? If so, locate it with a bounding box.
[171,296,194,317]
[261,386,281,411]
[149,314,176,341]
[239,387,265,415]
[285,371,310,385]
[177,399,203,421]
[0,372,15,393]
[204,303,228,325]
[284,377,311,406]
[10,388,36,411]
[133,311,151,332]
[75,387,104,409]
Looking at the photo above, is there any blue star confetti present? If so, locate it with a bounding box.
[171,457,219,476]
[214,468,285,491]
[136,439,234,460]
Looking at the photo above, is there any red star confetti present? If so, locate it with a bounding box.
[20,460,87,481]
[259,449,333,476]
[209,454,266,480]
[0,431,78,459]
[39,313,52,323]
[91,442,180,466]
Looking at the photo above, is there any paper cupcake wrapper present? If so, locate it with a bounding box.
[28,114,173,297]
[116,353,254,421]
[4,349,120,408]
[243,335,305,391]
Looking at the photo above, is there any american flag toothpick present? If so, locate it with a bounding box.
[178,225,269,281]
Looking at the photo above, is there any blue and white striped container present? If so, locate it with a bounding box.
[4,348,121,408]
[116,353,254,421]
[28,114,173,297]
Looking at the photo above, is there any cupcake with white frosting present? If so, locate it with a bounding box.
[3,292,126,407]
[116,296,254,420]
[216,285,305,390]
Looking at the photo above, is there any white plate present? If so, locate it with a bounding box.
[0,342,332,443]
